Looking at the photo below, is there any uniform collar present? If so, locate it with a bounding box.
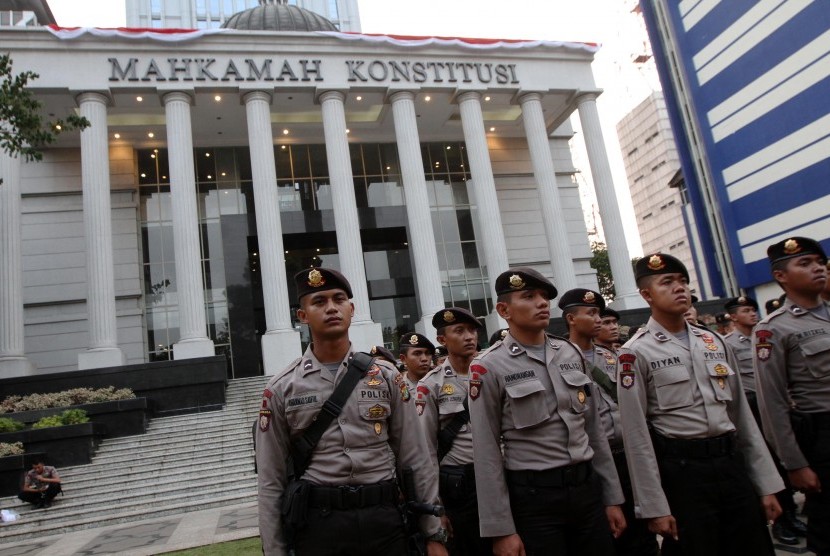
[502,331,560,360]
[784,297,827,319]
[300,343,353,381]
[646,317,693,351]
[440,360,457,378]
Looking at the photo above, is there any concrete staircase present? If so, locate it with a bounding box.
[0,375,268,544]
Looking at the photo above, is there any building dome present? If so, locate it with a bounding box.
[222,0,338,32]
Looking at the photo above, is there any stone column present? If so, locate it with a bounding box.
[457,91,508,332]
[0,150,35,376]
[163,92,215,358]
[389,90,445,340]
[77,92,126,369]
[519,92,578,296]
[576,93,644,308]
[318,90,382,349]
[243,91,301,373]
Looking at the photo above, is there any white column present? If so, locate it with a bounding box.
[163,91,215,359]
[0,150,35,376]
[77,92,126,369]
[457,91,507,332]
[390,90,445,340]
[318,90,382,349]
[519,92,578,296]
[576,93,644,309]
[243,91,301,373]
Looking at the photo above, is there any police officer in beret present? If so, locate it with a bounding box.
[488,328,508,347]
[617,253,783,556]
[399,332,436,397]
[370,344,401,370]
[715,312,733,336]
[469,267,625,556]
[765,295,784,316]
[597,307,621,352]
[683,295,700,325]
[559,288,658,556]
[256,268,447,556]
[753,237,830,555]
[823,259,830,303]
[417,308,490,555]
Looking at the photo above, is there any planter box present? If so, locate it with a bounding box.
[0,452,46,498]
[4,398,148,438]
[0,356,227,418]
[0,422,106,468]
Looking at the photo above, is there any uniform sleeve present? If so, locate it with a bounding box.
[387,369,442,536]
[584,382,624,506]
[753,322,809,470]
[617,347,671,519]
[418,377,441,468]
[256,386,289,556]
[723,343,785,495]
[469,358,515,537]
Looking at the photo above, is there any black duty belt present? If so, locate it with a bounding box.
[308,480,399,510]
[505,460,592,488]
[812,412,830,429]
[652,431,735,459]
[439,463,475,477]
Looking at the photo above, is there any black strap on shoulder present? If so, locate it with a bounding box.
[290,352,375,478]
[436,396,469,462]
[588,363,618,404]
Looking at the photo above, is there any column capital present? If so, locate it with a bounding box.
[454,90,483,104]
[162,91,194,106]
[387,89,416,104]
[316,89,347,104]
[75,91,111,107]
[573,90,602,105]
[243,90,272,105]
[517,91,544,105]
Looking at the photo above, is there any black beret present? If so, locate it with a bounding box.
[767,236,827,265]
[434,345,448,358]
[690,295,699,304]
[488,328,509,346]
[635,253,690,283]
[765,296,785,314]
[432,307,482,330]
[294,267,353,301]
[399,333,436,354]
[715,312,731,325]
[369,345,398,365]
[724,296,758,312]
[600,307,620,320]
[494,267,558,299]
[558,288,605,311]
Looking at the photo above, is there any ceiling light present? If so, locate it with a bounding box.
[316,248,321,252]
[54,124,62,130]
[147,132,154,138]
[446,146,451,150]
[424,96,431,102]
[162,176,167,180]
[140,173,146,178]
[113,133,120,139]
[345,129,350,134]
[489,127,495,132]
[214,95,221,102]
[356,95,363,101]
[150,154,156,159]
[136,96,143,102]
[386,166,390,170]
[484,96,491,101]
[207,175,212,179]
[283,129,289,135]
[281,145,286,150]
[205,152,211,157]
[221,172,226,176]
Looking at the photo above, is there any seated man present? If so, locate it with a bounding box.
[19,460,61,509]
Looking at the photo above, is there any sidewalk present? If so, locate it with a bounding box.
[0,502,258,556]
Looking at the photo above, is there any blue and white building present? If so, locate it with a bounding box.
[641,0,830,303]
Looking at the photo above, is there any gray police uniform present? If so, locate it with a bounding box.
[585,344,622,447]
[754,298,830,553]
[469,332,623,554]
[256,345,441,556]
[403,373,419,401]
[617,318,783,556]
[724,330,756,394]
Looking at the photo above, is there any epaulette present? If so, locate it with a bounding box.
[623,326,649,347]
[476,341,502,360]
[267,356,302,387]
[421,366,442,381]
[757,305,787,325]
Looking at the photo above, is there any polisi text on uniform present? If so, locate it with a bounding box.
[703,352,726,360]
[360,389,390,400]
[650,356,681,370]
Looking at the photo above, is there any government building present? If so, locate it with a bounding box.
[0,0,641,380]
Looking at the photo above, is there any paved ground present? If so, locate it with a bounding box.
[0,502,258,556]
[0,498,814,555]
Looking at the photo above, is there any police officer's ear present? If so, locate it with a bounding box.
[296,306,308,324]
[436,334,447,347]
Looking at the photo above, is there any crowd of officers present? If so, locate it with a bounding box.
[256,235,830,556]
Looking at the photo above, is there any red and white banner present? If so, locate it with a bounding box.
[46,25,228,41]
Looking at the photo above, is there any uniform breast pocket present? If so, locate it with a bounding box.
[652,366,693,410]
[801,336,830,379]
[285,394,323,430]
[560,370,592,414]
[358,400,391,444]
[705,362,735,402]
[506,379,549,429]
[438,400,466,416]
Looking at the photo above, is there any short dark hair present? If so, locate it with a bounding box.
[435,326,446,336]
[561,306,579,330]
[496,292,514,304]
[635,274,657,289]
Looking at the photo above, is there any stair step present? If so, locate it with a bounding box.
[50,451,254,482]
[96,429,253,455]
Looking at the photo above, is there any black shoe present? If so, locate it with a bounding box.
[783,511,808,536]
[35,500,45,509]
[773,522,799,545]
[43,500,51,509]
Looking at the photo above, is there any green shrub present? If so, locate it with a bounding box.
[0,417,25,433]
[0,442,24,457]
[32,409,90,429]
[1,386,135,413]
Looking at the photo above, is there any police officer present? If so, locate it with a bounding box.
[765,296,784,316]
[469,268,625,556]
[488,328,508,347]
[417,308,491,555]
[754,237,830,556]
[559,288,659,556]
[724,295,806,544]
[597,307,621,351]
[256,268,447,556]
[823,259,830,303]
[399,332,436,397]
[617,253,783,556]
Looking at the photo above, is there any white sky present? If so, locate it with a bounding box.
[48,0,657,256]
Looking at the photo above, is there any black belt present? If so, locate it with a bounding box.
[505,461,592,488]
[439,463,475,476]
[652,431,735,459]
[308,481,399,510]
[812,412,830,429]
